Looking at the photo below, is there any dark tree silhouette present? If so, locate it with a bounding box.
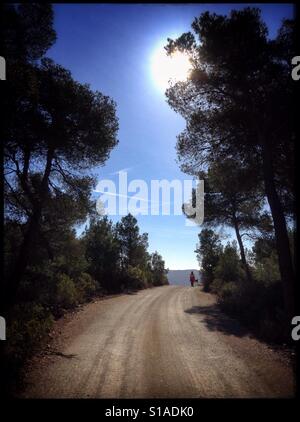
[195,229,222,291]
[184,159,270,283]
[165,8,295,321]
[3,4,119,310]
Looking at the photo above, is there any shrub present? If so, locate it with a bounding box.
[214,243,245,284]
[125,265,148,290]
[218,280,265,324]
[3,302,54,392]
[254,251,280,285]
[56,274,78,308]
[217,278,286,342]
[76,273,99,302]
[6,303,54,363]
[210,278,224,294]
[202,276,212,292]
[217,282,240,314]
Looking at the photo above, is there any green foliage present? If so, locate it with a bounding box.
[2,4,168,394]
[82,216,169,292]
[2,3,56,63]
[217,278,285,342]
[252,235,281,284]
[196,227,288,342]
[3,220,24,279]
[196,229,222,291]
[166,6,295,320]
[3,302,54,393]
[6,303,54,364]
[3,1,119,309]
[214,242,245,284]
[76,273,99,302]
[150,251,169,286]
[125,265,148,290]
[209,242,245,294]
[209,278,223,294]
[254,253,280,285]
[56,274,78,309]
[3,211,169,394]
[116,214,149,269]
[83,216,121,292]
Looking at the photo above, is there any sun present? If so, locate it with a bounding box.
[151,45,191,91]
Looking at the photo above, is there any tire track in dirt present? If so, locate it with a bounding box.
[22,285,295,398]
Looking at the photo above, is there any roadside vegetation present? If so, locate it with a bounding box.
[196,228,294,343]
[165,8,295,344]
[1,3,295,395]
[2,4,167,393]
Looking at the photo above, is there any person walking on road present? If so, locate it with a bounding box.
[190,271,195,287]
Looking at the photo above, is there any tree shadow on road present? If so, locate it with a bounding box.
[184,304,250,338]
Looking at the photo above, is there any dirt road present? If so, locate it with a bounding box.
[22,286,295,398]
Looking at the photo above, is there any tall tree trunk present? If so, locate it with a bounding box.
[261,139,295,322]
[4,147,55,314]
[232,215,252,283]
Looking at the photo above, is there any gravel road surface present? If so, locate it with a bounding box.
[22,285,295,398]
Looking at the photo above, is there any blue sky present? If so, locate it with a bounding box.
[48,3,294,270]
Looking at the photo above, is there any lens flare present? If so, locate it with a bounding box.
[151,46,191,91]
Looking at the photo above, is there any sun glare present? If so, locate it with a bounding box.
[151,45,191,91]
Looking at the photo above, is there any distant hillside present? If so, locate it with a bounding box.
[167,269,201,286]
